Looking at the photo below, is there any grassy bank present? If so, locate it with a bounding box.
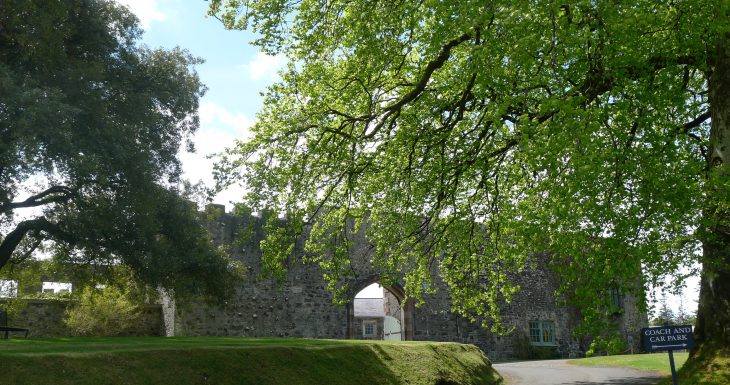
[568,352,689,376]
[0,337,503,385]
[659,344,730,385]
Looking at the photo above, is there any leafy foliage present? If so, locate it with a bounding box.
[585,335,628,357]
[512,330,560,360]
[0,0,243,301]
[209,0,730,344]
[0,260,152,326]
[64,286,142,337]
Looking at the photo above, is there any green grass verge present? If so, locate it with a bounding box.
[568,345,730,385]
[0,337,503,385]
[658,344,730,385]
[568,352,689,376]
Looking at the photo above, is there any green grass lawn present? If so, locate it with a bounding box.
[568,352,689,376]
[568,346,730,385]
[0,337,503,385]
[660,344,730,385]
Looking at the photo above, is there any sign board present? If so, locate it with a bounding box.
[641,325,694,352]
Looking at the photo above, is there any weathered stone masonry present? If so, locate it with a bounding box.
[167,207,647,360]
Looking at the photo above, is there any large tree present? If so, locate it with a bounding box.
[210,0,728,355]
[0,0,242,301]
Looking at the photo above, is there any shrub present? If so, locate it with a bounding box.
[586,334,628,357]
[512,330,560,360]
[64,286,141,336]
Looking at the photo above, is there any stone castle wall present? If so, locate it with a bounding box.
[0,206,646,358]
[169,207,647,360]
[170,212,347,338]
[383,290,400,320]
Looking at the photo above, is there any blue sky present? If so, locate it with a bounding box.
[129,1,278,118]
[117,0,284,206]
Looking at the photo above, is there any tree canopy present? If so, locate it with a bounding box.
[0,0,242,301]
[209,0,730,349]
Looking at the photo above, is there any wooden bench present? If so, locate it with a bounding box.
[0,326,29,339]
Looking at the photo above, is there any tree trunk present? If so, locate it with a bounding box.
[694,31,730,351]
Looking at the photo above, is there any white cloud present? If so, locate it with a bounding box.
[241,52,286,81]
[115,0,167,29]
[198,102,255,139]
[179,102,254,210]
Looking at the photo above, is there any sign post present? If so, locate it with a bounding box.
[668,350,678,385]
[641,325,694,385]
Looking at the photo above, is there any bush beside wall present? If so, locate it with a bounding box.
[0,298,163,337]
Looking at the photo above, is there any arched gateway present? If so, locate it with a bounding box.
[347,279,415,341]
[163,206,646,360]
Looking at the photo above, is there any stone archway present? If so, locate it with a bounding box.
[346,279,414,341]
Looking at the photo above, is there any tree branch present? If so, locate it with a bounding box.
[0,185,75,214]
[359,31,474,140]
[384,32,472,114]
[0,217,70,270]
[11,237,42,265]
[682,111,711,132]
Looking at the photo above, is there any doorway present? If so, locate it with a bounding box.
[348,281,414,340]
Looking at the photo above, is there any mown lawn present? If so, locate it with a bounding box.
[0,337,503,385]
[568,352,689,376]
[569,347,730,385]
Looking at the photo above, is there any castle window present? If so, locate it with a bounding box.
[363,320,377,337]
[608,286,623,313]
[41,282,72,294]
[529,320,555,346]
